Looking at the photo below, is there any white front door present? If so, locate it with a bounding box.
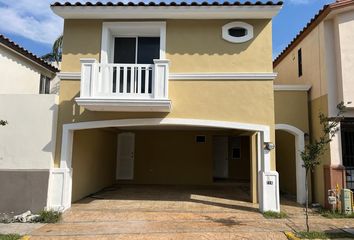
[116,132,135,180]
[213,136,229,179]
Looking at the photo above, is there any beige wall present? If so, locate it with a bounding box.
[274,91,309,133]
[275,130,297,196]
[61,19,273,73]
[274,23,327,101]
[228,136,250,181]
[71,129,117,201]
[0,46,54,94]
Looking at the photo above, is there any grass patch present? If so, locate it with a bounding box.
[319,209,354,219]
[296,231,354,239]
[37,210,62,223]
[0,234,21,240]
[263,211,287,219]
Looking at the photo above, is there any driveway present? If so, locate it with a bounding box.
[29,185,353,239]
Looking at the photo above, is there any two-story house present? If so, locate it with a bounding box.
[0,35,59,213]
[274,0,354,208]
[44,1,286,213]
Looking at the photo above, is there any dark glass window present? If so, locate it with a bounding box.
[298,48,303,77]
[196,135,206,143]
[39,75,50,94]
[341,119,354,190]
[232,148,241,159]
[228,27,247,37]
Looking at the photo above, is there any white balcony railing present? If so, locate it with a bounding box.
[77,59,171,112]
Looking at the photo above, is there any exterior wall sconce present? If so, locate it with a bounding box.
[264,142,275,151]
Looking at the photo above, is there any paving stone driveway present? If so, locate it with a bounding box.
[29,185,354,239]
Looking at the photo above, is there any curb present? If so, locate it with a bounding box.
[284,231,301,240]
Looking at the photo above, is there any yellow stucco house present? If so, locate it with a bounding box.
[42,0,322,213]
[274,0,354,208]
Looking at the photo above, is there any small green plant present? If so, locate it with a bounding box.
[37,210,62,223]
[263,211,287,219]
[320,209,354,219]
[0,234,21,240]
[296,231,353,239]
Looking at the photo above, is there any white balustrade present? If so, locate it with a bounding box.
[80,59,169,100]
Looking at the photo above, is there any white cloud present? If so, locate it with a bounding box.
[0,0,63,44]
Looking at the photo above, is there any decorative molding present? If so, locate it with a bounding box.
[222,22,254,43]
[169,73,277,80]
[273,84,312,91]
[275,124,306,205]
[51,6,282,20]
[57,72,81,80]
[75,98,172,112]
[57,72,279,81]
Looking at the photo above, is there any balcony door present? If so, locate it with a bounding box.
[113,37,160,94]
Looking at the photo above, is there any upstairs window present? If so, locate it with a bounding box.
[39,75,50,94]
[222,22,254,43]
[298,48,303,77]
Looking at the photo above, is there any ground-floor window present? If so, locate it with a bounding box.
[341,119,354,190]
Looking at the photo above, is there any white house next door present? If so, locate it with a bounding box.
[116,132,135,180]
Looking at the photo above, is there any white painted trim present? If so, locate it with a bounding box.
[273,85,312,91]
[169,73,277,80]
[75,98,172,112]
[54,72,278,81]
[100,22,166,64]
[50,118,279,212]
[222,22,254,43]
[57,72,81,80]
[275,124,306,205]
[51,6,282,20]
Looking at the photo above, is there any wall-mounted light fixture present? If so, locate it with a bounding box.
[264,142,275,151]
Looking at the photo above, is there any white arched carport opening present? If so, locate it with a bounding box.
[47,118,280,213]
[275,124,306,204]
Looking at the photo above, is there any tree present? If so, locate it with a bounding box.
[0,120,7,126]
[301,102,346,232]
[42,35,63,64]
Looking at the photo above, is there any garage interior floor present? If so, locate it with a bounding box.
[30,185,354,240]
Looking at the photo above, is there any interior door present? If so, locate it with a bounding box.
[116,132,135,180]
[213,136,229,179]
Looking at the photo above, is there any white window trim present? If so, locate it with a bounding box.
[222,22,254,43]
[101,22,166,64]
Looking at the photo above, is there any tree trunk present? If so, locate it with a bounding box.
[305,170,310,232]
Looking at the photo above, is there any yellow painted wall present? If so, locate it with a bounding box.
[61,19,273,73]
[275,130,297,196]
[71,129,117,201]
[55,80,276,169]
[309,95,330,206]
[274,91,309,133]
[130,130,214,185]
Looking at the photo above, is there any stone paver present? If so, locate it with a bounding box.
[29,185,354,239]
[0,222,44,235]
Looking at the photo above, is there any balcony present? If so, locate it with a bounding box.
[76,59,171,112]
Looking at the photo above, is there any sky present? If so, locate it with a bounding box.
[0,0,334,59]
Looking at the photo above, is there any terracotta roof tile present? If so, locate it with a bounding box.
[0,34,59,73]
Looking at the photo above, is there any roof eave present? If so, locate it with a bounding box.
[51,5,283,19]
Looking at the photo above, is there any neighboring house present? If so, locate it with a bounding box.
[46,1,287,213]
[0,35,59,213]
[274,0,354,208]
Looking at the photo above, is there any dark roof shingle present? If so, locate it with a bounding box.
[51,1,283,7]
[0,35,59,73]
